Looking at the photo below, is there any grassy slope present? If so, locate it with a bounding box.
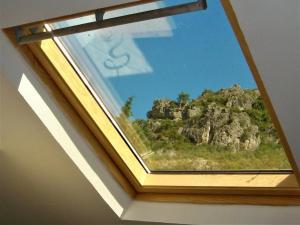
[144,142,290,171]
[126,87,291,171]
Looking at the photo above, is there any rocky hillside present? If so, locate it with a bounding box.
[133,85,279,152]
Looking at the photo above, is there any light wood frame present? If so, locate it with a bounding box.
[6,0,300,205]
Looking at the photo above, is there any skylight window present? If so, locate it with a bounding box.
[11,0,300,204]
[48,0,291,172]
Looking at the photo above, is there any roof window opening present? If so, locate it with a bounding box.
[48,0,291,172]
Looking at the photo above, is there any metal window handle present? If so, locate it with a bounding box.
[16,0,207,45]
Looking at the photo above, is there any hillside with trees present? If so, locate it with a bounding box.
[120,85,290,171]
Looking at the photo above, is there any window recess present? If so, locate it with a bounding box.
[8,0,300,205]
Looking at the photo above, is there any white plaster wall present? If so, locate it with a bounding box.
[0,14,3,151]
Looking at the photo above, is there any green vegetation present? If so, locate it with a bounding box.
[122,85,291,171]
[144,143,290,171]
[121,96,134,118]
[177,91,190,108]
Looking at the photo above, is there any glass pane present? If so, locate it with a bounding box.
[51,0,291,171]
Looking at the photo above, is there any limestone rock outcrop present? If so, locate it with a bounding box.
[139,85,276,151]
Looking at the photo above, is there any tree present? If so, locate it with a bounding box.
[177,92,190,108]
[252,96,265,111]
[201,89,213,96]
[121,96,134,118]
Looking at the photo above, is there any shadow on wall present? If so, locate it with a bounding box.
[1,69,136,224]
[17,72,130,216]
[1,28,132,218]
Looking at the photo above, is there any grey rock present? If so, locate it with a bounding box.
[182,105,260,151]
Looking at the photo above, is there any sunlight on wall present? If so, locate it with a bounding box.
[17,73,125,216]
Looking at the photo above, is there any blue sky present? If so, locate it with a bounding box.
[59,0,257,120]
[104,0,257,119]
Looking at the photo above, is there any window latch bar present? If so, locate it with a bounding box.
[95,10,105,23]
[15,26,23,42]
[29,27,40,34]
[16,0,207,45]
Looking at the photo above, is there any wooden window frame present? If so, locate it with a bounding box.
[6,0,300,205]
